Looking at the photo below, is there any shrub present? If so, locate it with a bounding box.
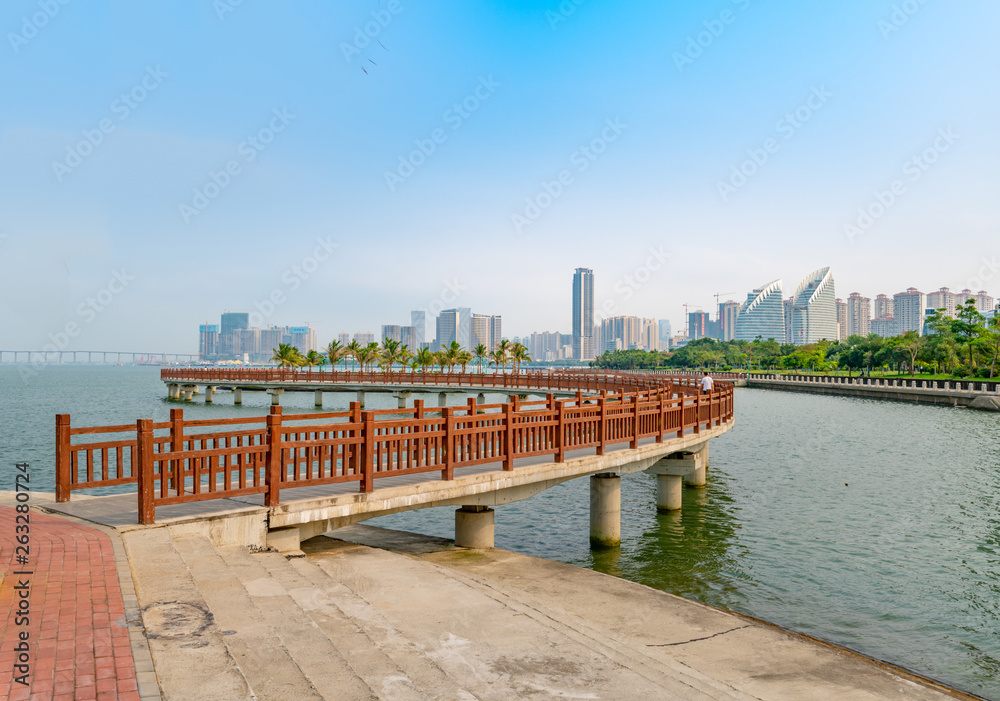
[952,365,970,378]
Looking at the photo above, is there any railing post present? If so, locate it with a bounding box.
[265,407,283,507]
[136,419,155,525]
[169,408,184,492]
[630,395,639,449]
[693,393,701,434]
[503,403,514,470]
[442,407,455,481]
[555,399,565,462]
[349,401,361,473]
[361,410,375,492]
[55,414,71,502]
[655,393,664,443]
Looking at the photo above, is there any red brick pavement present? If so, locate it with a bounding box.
[0,506,140,701]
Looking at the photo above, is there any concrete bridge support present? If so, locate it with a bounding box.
[167,384,180,399]
[315,390,323,408]
[233,388,242,405]
[183,386,195,402]
[438,392,448,407]
[395,391,412,409]
[477,393,485,404]
[205,386,216,403]
[357,390,365,408]
[655,474,684,511]
[268,389,284,406]
[590,473,621,547]
[455,506,494,549]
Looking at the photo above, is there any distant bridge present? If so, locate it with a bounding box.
[0,350,199,365]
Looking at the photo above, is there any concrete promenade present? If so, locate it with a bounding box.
[745,375,1000,410]
[118,522,976,699]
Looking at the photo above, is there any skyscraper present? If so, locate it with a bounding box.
[735,280,785,342]
[719,301,740,342]
[836,299,848,341]
[846,292,871,337]
[410,310,426,346]
[874,294,894,320]
[957,289,995,314]
[572,268,595,360]
[790,267,837,345]
[600,316,642,351]
[893,288,926,336]
[198,324,219,360]
[926,287,957,317]
[658,320,672,347]
[687,312,710,340]
[220,312,249,357]
[381,325,403,342]
[435,310,460,349]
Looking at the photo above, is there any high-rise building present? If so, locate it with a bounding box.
[572,268,595,361]
[893,288,926,336]
[233,327,261,358]
[719,301,740,342]
[783,297,795,344]
[874,294,894,320]
[289,326,318,353]
[337,332,350,345]
[400,326,417,349]
[198,324,219,360]
[658,320,672,348]
[381,325,403,342]
[353,332,375,345]
[790,267,837,345]
[642,318,659,351]
[926,287,957,318]
[219,312,250,357]
[471,314,491,350]
[836,299,848,341]
[688,312,710,341]
[600,315,642,352]
[456,307,472,349]
[410,311,426,346]
[846,292,871,338]
[958,289,995,314]
[871,316,894,337]
[735,280,785,342]
[435,310,460,349]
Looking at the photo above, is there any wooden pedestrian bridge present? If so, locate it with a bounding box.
[49,370,734,552]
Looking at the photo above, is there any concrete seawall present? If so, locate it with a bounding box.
[745,377,1000,410]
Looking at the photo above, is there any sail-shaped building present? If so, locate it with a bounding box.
[735,279,785,342]
[790,267,837,344]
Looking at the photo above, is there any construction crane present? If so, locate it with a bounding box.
[713,292,735,309]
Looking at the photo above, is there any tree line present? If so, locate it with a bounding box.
[592,302,1000,378]
[270,338,532,374]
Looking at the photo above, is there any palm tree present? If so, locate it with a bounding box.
[510,343,531,374]
[444,341,462,373]
[380,338,403,376]
[346,339,362,371]
[302,349,324,373]
[496,339,511,373]
[399,346,414,373]
[415,347,435,373]
[326,340,348,372]
[472,344,488,373]
[458,350,472,373]
[271,343,302,369]
[488,348,505,375]
[434,351,448,373]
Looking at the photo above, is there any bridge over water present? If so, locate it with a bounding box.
[48,370,734,552]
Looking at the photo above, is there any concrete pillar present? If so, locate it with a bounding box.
[590,473,621,547]
[168,384,178,399]
[455,506,494,548]
[315,390,323,408]
[234,388,242,405]
[656,474,683,511]
[395,391,412,409]
[477,392,485,404]
[685,458,706,487]
[357,390,365,407]
[269,389,283,406]
[183,387,194,401]
[439,392,447,406]
[205,386,215,403]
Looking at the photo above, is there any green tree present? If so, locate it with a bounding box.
[952,300,985,370]
[472,344,489,373]
[271,343,303,369]
[326,340,348,371]
[415,347,435,372]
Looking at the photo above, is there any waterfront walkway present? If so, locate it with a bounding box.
[0,498,148,700]
[117,521,973,700]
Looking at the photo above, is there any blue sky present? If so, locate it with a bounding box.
[2,0,998,351]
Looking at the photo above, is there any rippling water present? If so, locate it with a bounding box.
[2,367,998,698]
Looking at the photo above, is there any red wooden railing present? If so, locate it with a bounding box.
[56,372,734,524]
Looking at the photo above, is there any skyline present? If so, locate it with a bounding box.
[2,1,999,352]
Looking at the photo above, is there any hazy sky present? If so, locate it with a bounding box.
[2,0,998,352]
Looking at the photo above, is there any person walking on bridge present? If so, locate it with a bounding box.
[700,371,714,394]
